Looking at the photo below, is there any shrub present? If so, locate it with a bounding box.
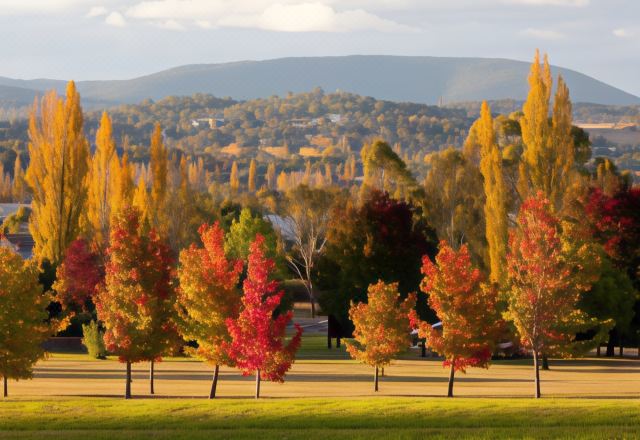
[82,320,107,359]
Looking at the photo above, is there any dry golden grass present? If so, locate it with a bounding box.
[8,349,640,399]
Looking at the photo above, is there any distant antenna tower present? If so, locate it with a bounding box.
[438,96,445,107]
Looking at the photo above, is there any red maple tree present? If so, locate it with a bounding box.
[225,234,303,398]
[176,222,244,398]
[53,238,104,314]
[419,241,500,397]
[506,193,592,398]
[95,207,178,399]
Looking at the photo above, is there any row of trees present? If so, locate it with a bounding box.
[0,50,638,400]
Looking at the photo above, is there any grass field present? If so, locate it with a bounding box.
[1,336,639,438]
[1,397,638,439]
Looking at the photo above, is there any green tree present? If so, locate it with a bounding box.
[0,247,52,397]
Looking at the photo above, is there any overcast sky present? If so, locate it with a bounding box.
[1,0,638,96]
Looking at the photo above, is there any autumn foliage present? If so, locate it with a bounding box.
[419,241,500,396]
[0,247,52,397]
[225,234,302,397]
[505,193,601,397]
[345,281,416,391]
[95,208,177,398]
[176,222,243,397]
[53,238,103,314]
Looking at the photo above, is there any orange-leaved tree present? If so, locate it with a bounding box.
[0,246,52,397]
[225,234,302,398]
[419,241,500,397]
[176,222,243,399]
[95,207,178,399]
[345,281,417,392]
[505,193,596,398]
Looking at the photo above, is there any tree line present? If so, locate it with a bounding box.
[0,51,638,400]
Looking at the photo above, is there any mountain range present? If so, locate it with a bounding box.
[0,55,638,108]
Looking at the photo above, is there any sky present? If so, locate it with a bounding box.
[1,0,638,96]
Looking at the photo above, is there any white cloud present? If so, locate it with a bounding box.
[220,3,415,32]
[124,0,415,32]
[520,28,565,40]
[613,28,634,38]
[87,6,109,18]
[105,11,126,27]
[153,19,185,30]
[0,0,87,13]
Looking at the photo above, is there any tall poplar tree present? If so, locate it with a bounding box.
[247,159,257,192]
[12,153,26,204]
[478,101,508,284]
[519,51,576,212]
[229,161,240,193]
[149,123,168,233]
[85,112,119,254]
[26,82,90,264]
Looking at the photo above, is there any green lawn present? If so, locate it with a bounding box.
[0,397,638,439]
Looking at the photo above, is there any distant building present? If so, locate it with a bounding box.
[191,118,225,129]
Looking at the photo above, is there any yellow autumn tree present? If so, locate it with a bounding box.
[12,153,26,204]
[478,101,508,285]
[133,175,150,228]
[84,111,120,253]
[0,247,52,397]
[229,161,240,193]
[247,159,257,192]
[519,50,575,212]
[26,81,90,264]
[111,152,135,217]
[148,122,168,233]
[266,162,276,190]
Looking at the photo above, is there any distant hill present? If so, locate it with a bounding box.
[0,55,638,107]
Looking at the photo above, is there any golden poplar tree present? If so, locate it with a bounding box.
[247,159,257,192]
[85,111,119,253]
[12,153,26,204]
[149,123,168,232]
[26,81,90,264]
[266,162,276,190]
[111,152,135,217]
[519,51,575,212]
[229,161,239,193]
[478,101,508,285]
[133,175,150,227]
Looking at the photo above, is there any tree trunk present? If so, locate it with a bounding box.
[447,362,455,398]
[209,365,220,399]
[125,361,132,399]
[309,292,316,318]
[381,367,385,377]
[596,346,601,357]
[255,369,261,399]
[3,376,7,398]
[150,360,155,395]
[542,355,549,371]
[374,366,379,392]
[533,351,541,399]
[619,344,624,357]
[336,337,341,348]
[421,340,426,358]
[606,329,617,357]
